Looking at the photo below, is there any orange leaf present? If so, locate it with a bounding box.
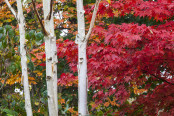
[104,102,110,107]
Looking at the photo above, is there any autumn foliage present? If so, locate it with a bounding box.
[0,0,174,115]
[54,0,174,115]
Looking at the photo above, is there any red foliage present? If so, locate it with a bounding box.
[56,22,174,114]
[127,83,174,115]
[86,0,174,21]
[37,0,174,114]
[58,73,77,86]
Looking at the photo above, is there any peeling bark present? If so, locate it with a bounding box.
[43,0,58,115]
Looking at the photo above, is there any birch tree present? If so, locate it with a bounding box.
[43,0,58,115]
[31,0,58,115]
[76,0,101,115]
[4,0,33,116]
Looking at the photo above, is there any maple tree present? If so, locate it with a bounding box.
[55,0,174,115]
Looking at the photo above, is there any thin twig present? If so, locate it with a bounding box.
[4,0,18,20]
[142,70,174,85]
[85,0,101,42]
[31,0,48,35]
[150,73,174,85]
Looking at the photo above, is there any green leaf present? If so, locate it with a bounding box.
[9,63,17,73]
[0,27,4,33]
[25,33,30,40]
[0,42,2,49]
[8,29,15,38]
[29,30,35,39]
[28,61,34,71]
[35,39,43,45]
[0,33,3,39]
[11,100,16,107]
[14,55,20,61]
[107,113,113,116]
[4,25,12,32]
[1,99,8,107]
[35,32,44,41]
[35,32,44,45]
[2,109,18,116]
[58,104,62,110]
[2,40,7,48]
[14,36,19,42]
[1,34,6,41]
[97,111,103,116]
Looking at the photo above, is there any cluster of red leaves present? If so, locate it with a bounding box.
[58,73,77,86]
[54,21,174,114]
[126,83,174,116]
[57,39,78,73]
[88,23,174,106]
[37,0,174,114]
[86,0,174,22]
[114,0,174,21]
[37,20,174,114]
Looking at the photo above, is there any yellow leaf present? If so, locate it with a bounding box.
[35,102,39,106]
[37,72,42,76]
[107,0,111,4]
[29,77,35,81]
[27,59,30,63]
[6,19,12,22]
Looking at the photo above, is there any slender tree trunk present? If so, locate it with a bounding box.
[76,0,88,115]
[76,0,101,115]
[16,0,33,115]
[43,0,58,115]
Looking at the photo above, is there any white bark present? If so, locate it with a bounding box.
[43,0,58,116]
[5,0,33,115]
[16,0,33,115]
[76,0,100,115]
[76,0,88,115]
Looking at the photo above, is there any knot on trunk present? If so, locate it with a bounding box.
[47,57,52,61]
[46,76,52,80]
[75,33,85,44]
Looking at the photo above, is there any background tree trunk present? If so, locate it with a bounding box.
[16,0,33,115]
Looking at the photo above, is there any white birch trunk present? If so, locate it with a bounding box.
[43,0,58,115]
[16,0,33,115]
[76,0,101,115]
[76,0,88,115]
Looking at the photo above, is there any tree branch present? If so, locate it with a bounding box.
[46,0,53,20]
[4,0,18,20]
[55,26,71,30]
[85,0,101,42]
[31,0,48,35]
[150,73,174,85]
[142,69,174,85]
